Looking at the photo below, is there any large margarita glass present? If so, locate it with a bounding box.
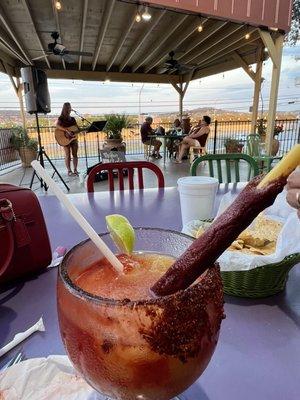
[57,228,224,400]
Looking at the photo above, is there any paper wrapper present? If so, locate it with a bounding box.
[183,190,300,271]
[0,356,104,400]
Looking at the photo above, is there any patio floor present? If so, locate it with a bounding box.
[0,154,253,195]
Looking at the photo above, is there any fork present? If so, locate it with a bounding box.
[0,351,24,372]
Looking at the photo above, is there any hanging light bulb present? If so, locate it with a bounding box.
[142,6,152,21]
[245,26,250,40]
[55,1,62,10]
[197,16,203,32]
[135,5,141,22]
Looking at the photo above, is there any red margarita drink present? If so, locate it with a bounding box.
[57,228,224,400]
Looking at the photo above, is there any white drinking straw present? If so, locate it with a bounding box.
[31,161,124,273]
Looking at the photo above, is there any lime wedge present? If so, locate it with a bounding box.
[106,214,135,255]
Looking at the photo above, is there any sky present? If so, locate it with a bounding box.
[0,43,299,117]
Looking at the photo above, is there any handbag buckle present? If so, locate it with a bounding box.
[0,198,16,222]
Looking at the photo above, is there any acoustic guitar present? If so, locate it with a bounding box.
[55,125,87,146]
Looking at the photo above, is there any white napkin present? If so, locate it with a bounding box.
[183,190,300,271]
[217,189,300,271]
[0,356,102,399]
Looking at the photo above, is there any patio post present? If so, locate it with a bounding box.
[251,60,263,134]
[231,51,262,134]
[259,32,284,154]
[170,72,192,121]
[1,62,26,128]
[16,77,26,129]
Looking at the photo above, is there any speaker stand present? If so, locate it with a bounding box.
[30,113,70,192]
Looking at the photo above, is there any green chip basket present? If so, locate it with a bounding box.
[221,253,300,298]
[185,219,300,299]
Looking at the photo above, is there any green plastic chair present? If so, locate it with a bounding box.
[246,134,261,157]
[246,134,282,173]
[190,153,259,183]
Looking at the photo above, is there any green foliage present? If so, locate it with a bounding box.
[255,119,284,138]
[224,138,241,147]
[287,0,300,45]
[256,119,267,136]
[103,114,131,140]
[10,127,38,151]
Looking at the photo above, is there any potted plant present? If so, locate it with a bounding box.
[10,127,38,167]
[224,138,244,153]
[255,119,282,156]
[103,114,131,153]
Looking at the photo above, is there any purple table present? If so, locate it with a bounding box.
[1,186,300,399]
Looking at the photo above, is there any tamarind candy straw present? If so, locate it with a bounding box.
[258,144,300,188]
[151,175,286,297]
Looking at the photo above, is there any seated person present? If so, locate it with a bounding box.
[176,115,211,163]
[166,119,183,157]
[140,116,162,159]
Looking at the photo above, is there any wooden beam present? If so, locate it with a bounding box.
[78,0,89,71]
[191,28,258,67]
[16,77,26,129]
[51,1,65,70]
[119,10,166,72]
[251,60,263,134]
[170,81,182,95]
[132,13,189,73]
[92,0,116,71]
[1,63,26,127]
[146,17,210,74]
[259,30,280,68]
[180,24,243,65]
[20,0,50,68]
[0,26,29,65]
[106,6,139,72]
[231,51,256,81]
[176,20,228,62]
[0,49,18,70]
[190,52,260,81]
[46,69,180,84]
[265,35,284,155]
[0,2,32,65]
[1,60,17,94]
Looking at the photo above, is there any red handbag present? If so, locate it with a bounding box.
[0,184,52,286]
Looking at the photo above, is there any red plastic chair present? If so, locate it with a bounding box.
[87,161,165,192]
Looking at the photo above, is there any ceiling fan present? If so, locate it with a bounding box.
[157,51,197,75]
[31,31,93,63]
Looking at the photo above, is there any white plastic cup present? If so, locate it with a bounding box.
[177,176,219,225]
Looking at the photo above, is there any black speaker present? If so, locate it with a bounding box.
[21,67,51,114]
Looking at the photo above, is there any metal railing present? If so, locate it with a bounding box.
[210,119,300,156]
[0,128,20,171]
[1,119,299,172]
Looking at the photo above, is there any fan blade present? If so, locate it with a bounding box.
[62,54,75,63]
[32,54,50,61]
[64,50,93,57]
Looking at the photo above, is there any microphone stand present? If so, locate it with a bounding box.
[71,109,101,169]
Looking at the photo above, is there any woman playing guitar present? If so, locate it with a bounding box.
[56,102,79,176]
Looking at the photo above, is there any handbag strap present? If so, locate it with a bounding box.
[0,199,15,277]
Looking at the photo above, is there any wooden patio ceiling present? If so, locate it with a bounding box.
[0,0,281,84]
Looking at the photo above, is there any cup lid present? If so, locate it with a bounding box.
[177,176,219,189]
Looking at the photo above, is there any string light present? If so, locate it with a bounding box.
[197,15,203,32]
[55,1,62,10]
[142,6,152,21]
[135,5,141,22]
[245,26,250,40]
